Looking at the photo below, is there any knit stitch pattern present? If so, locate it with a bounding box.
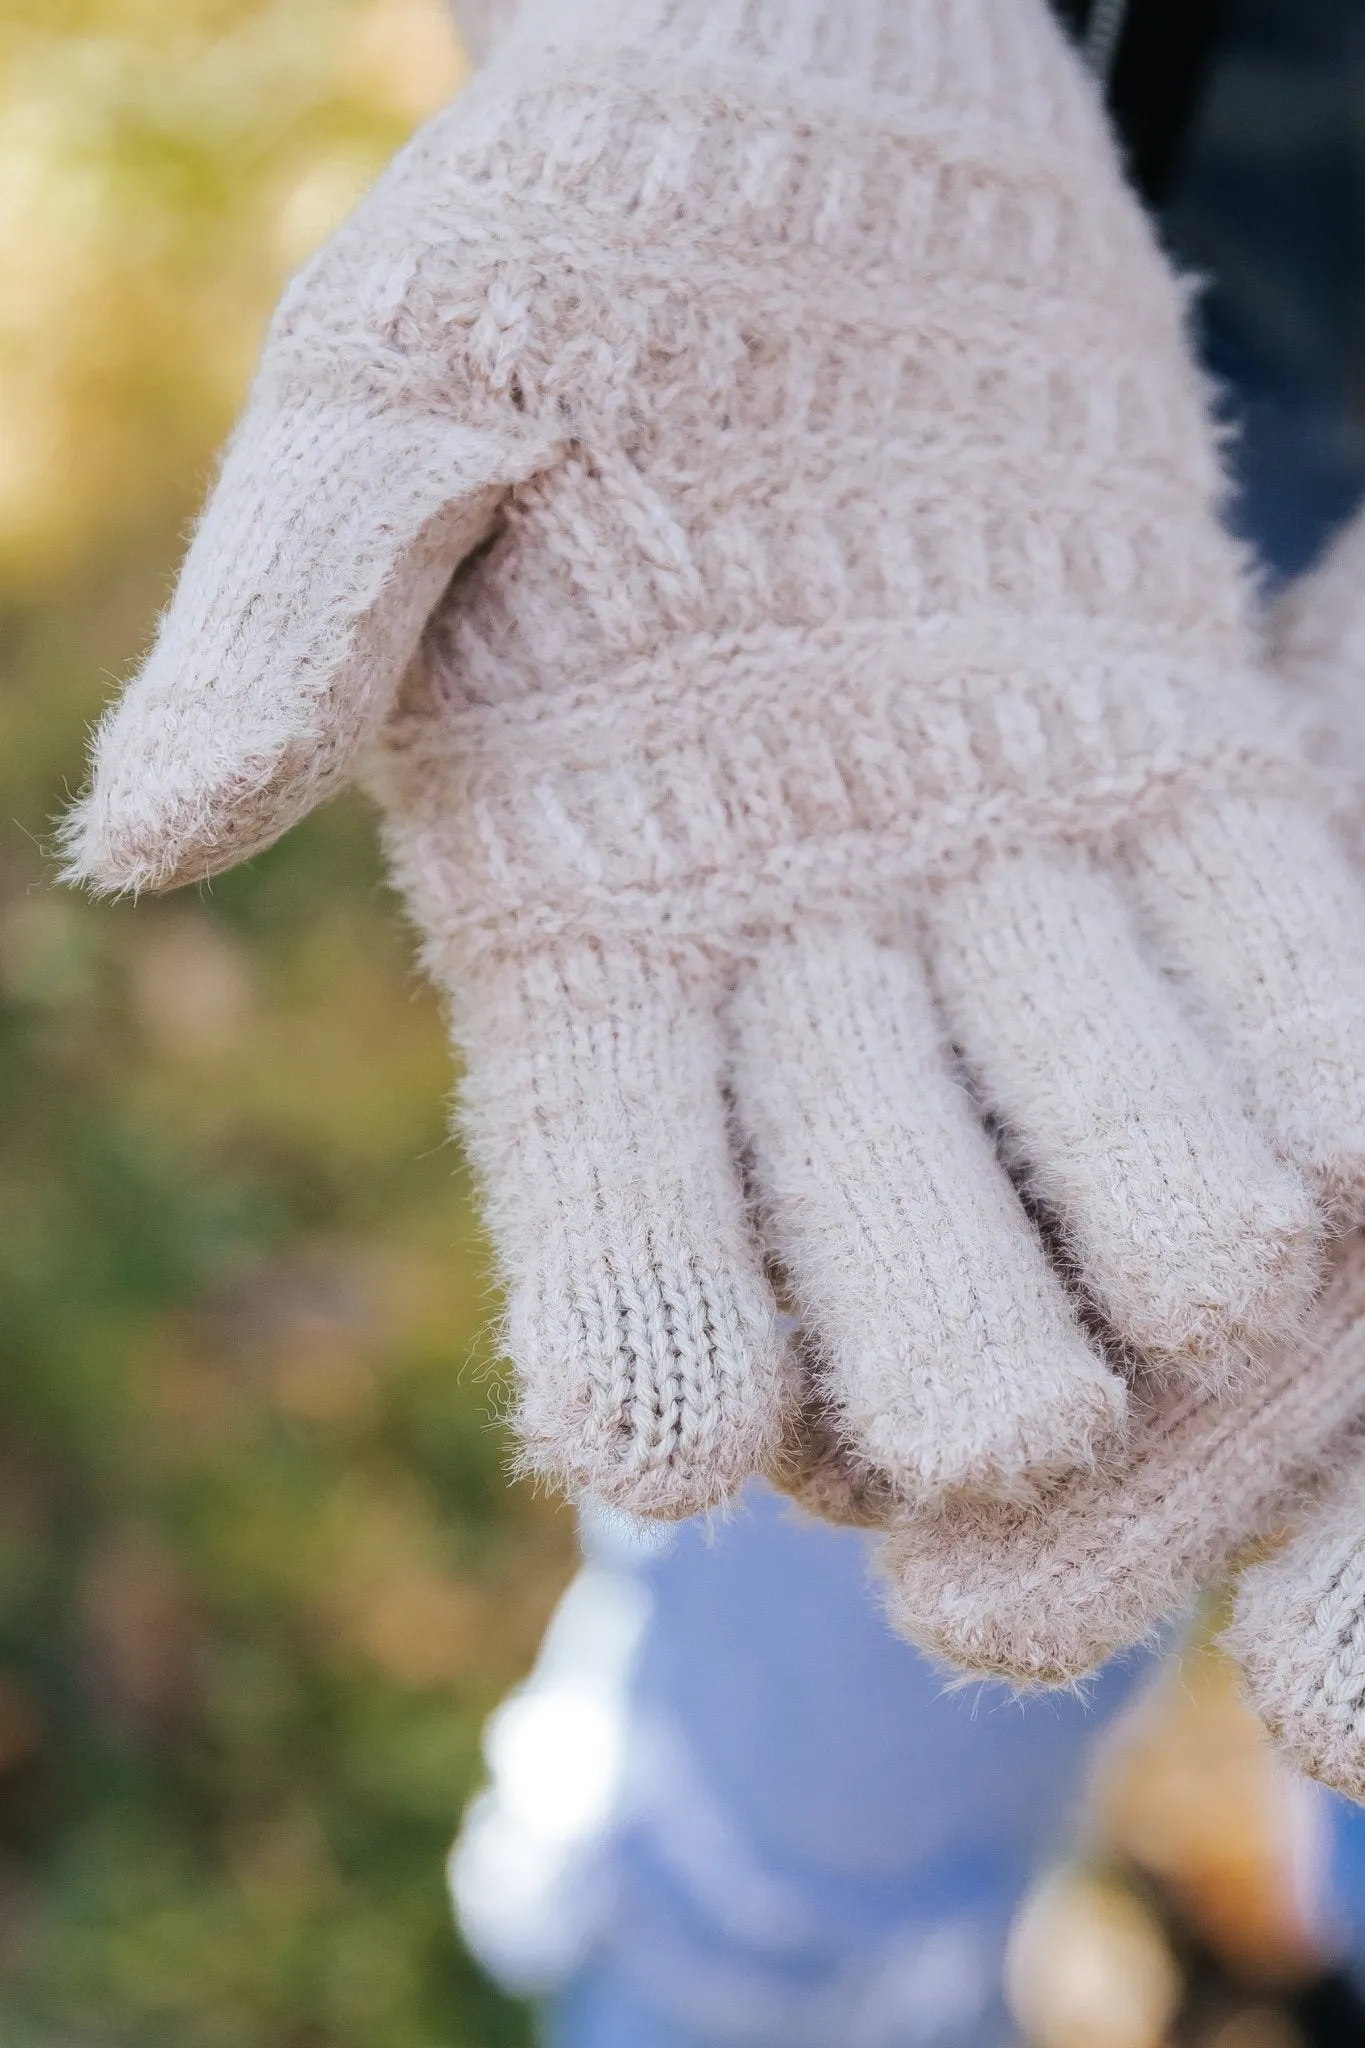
[854,504,1365,1806]
[63,0,1365,1514]
[876,1236,1365,1686]
[1213,509,1365,1802]
[1227,1456,1365,1804]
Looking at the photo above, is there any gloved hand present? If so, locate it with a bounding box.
[865,1233,1365,1683]
[62,0,1365,1518]
[866,505,1365,1802]
[1228,515,1365,1803]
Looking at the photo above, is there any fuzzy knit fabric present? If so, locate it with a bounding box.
[453,0,520,65]
[863,502,1365,1807]
[1226,1458,1365,1805]
[873,1234,1365,1686]
[1271,509,1365,871]
[1217,512,1365,1802]
[62,0,1365,1515]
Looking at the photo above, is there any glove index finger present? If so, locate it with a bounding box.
[61,390,545,895]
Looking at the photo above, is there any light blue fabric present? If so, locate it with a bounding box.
[543,1487,1152,2048]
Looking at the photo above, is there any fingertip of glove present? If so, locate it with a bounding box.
[512,1420,770,1521]
[877,1513,1182,1690]
[56,775,243,897]
[766,1407,901,1530]
[57,789,187,898]
[876,1553,1117,1689]
[507,1250,793,1521]
[1276,1095,1365,1233]
[1092,1152,1323,1391]
[58,688,325,896]
[854,1348,1129,1509]
[1227,1647,1365,1806]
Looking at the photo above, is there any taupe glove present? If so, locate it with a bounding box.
[1229,518,1365,1803]
[871,506,1365,1803]
[869,1236,1365,1685]
[63,0,1365,1518]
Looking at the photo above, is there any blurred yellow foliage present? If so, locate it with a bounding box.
[0,0,464,589]
[0,5,571,2043]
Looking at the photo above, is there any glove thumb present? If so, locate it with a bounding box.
[62,373,537,894]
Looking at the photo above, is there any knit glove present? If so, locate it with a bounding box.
[1228,516,1365,1803]
[63,0,1365,1519]
[862,1233,1365,1685]
[868,507,1365,1803]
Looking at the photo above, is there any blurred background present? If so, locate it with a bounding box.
[0,2,575,2039]
[2,4,1361,2045]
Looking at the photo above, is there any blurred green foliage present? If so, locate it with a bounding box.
[0,3,570,2039]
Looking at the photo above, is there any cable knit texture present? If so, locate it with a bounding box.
[62,0,1365,1512]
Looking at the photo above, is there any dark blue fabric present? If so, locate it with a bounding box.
[1163,0,1365,576]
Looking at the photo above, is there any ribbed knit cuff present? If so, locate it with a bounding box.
[375,614,1298,950]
